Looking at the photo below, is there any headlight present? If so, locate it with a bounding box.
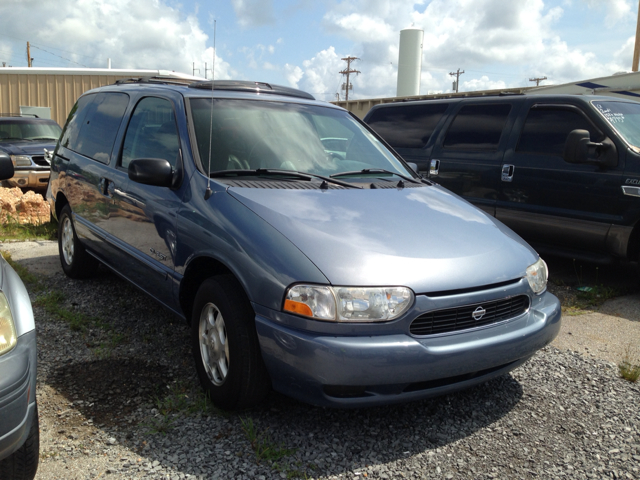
[10,155,31,167]
[526,258,548,295]
[0,292,17,356]
[284,285,414,322]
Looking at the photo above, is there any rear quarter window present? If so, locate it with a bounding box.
[443,103,511,150]
[366,103,449,149]
[60,92,129,164]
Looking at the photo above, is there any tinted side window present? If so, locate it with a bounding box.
[69,93,129,164]
[443,104,511,150]
[121,97,180,169]
[59,94,95,152]
[366,103,449,148]
[517,107,604,155]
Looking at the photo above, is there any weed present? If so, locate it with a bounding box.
[0,216,58,242]
[0,251,42,290]
[35,291,94,332]
[143,415,175,435]
[240,417,296,464]
[619,344,640,382]
[155,381,222,417]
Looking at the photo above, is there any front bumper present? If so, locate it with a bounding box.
[0,330,37,461]
[5,169,50,189]
[255,289,561,408]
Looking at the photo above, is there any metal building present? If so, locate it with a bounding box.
[0,68,198,126]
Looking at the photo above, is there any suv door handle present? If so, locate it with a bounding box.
[430,159,440,176]
[501,164,515,182]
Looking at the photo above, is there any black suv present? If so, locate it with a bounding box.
[364,95,640,267]
[0,116,61,189]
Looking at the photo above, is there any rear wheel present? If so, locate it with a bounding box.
[191,275,270,410]
[0,403,39,480]
[58,204,99,278]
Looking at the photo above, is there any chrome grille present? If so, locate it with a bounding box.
[410,295,530,336]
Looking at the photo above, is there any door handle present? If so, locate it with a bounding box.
[501,164,515,182]
[430,159,440,176]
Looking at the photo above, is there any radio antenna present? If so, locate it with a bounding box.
[204,19,216,200]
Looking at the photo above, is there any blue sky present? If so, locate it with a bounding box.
[0,0,637,102]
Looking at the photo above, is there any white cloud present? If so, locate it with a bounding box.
[584,0,632,27]
[231,0,276,27]
[1,0,237,78]
[284,64,304,88]
[288,0,632,100]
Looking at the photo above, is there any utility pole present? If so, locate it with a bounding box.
[339,56,360,102]
[26,42,33,67]
[633,0,640,71]
[192,62,200,77]
[449,68,464,93]
[529,76,547,86]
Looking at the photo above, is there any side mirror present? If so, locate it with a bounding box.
[564,129,618,167]
[563,129,590,164]
[128,158,173,187]
[0,153,15,181]
[406,162,419,174]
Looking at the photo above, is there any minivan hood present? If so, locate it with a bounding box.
[228,184,538,293]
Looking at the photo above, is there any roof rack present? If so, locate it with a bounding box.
[189,80,315,100]
[114,76,197,87]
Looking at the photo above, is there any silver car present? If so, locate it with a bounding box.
[0,157,39,479]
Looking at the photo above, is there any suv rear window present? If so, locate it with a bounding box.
[60,92,129,164]
[443,104,511,150]
[366,103,449,149]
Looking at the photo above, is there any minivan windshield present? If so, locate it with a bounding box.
[189,98,413,180]
[592,101,640,149]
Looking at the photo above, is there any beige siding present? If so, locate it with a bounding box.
[0,73,133,126]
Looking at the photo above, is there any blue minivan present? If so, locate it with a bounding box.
[46,79,561,409]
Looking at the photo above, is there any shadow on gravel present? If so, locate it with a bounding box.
[48,359,171,427]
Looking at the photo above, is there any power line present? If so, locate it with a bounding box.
[30,44,88,67]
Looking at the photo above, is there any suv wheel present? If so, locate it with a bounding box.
[191,275,270,410]
[58,205,99,278]
[0,403,39,480]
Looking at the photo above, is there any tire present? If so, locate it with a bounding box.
[58,204,99,279]
[191,275,271,410]
[0,403,39,480]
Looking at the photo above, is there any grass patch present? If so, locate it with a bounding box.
[144,382,222,435]
[619,344,640,383]
[240,417,296,464]
[0,251,42,290]
[35,290,97,332]
[0,216,57,242]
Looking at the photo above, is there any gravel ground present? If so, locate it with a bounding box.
[2,242,639,479]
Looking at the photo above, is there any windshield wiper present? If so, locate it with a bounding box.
[330,168,422,184]
[209,168,362,189]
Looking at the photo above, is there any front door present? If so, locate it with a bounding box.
[112,96,184,311]
[498,103,624,255]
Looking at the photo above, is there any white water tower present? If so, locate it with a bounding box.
[396,27,424,97]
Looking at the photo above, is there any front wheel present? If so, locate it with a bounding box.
[58,205,99,278]
[191,275,270,410]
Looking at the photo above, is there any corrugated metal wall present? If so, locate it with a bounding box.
[0,73,131,126]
